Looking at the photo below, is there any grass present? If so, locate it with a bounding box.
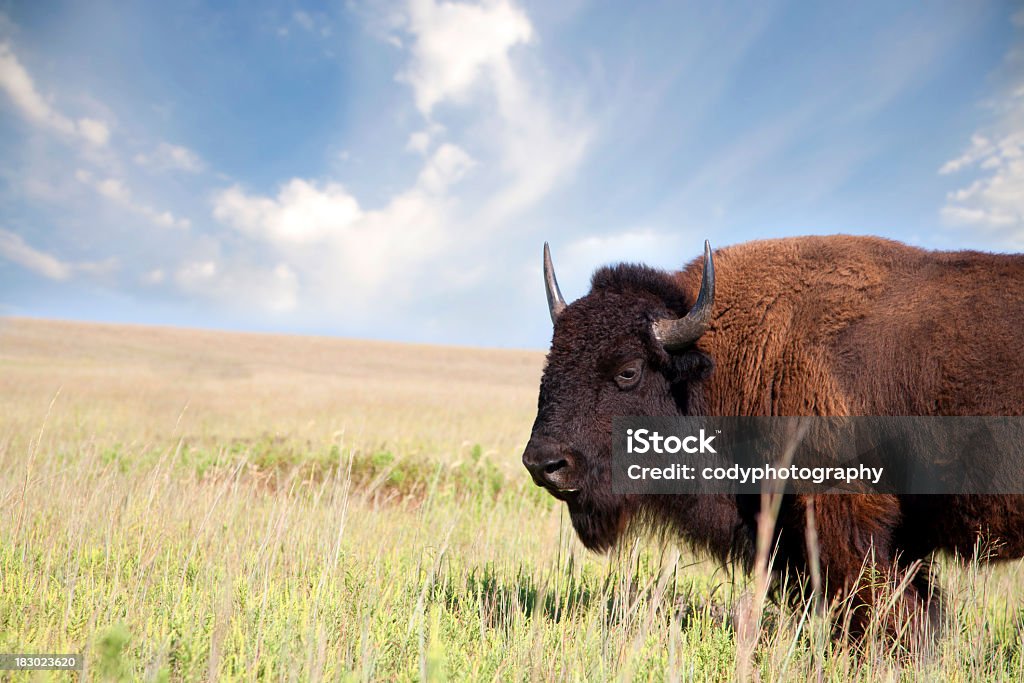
[1,317,1023,681]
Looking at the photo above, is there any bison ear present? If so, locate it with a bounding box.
[669,349,714,383]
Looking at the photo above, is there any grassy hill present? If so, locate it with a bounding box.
[1,318,1022,681]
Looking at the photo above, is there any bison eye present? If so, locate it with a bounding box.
[614,359,644,390]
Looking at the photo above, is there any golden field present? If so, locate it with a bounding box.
[0,317,543,458]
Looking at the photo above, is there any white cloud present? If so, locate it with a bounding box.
[0,42,111,146]
[553,229,694,295]
[281,10,332,40]
[395,0,591,224]
[0,43,74,134]
[213,179,363,245]
[142,268,165,285]
[564,229,687,265]
[174,259,299,313]
[940,134,994,175]
[294,10,315,32]
[480,64,592,224]
[406,121,445,154]
[212,144,473,249]
[134,142,205,173]
[415,142,474,193]
[76,169,191,229]
[77,117,111,146]
[0,228,117,280]
[2,1,591,333]
[209,142,479,313]
[75,257,119,277]
[407,130,432,154]
[0,228,71,280]
[201,0,590,322]
[398,0,533,115]
[175,259,217,285]
[940,89,1024,241]
[95,176,131,203]
[937,12,1024,244]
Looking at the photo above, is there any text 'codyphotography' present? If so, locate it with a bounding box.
[612,416,1024,495]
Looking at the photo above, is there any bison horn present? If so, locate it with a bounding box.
[543,242,567,324]
[652,240,715,351]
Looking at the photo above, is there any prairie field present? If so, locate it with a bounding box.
[1,317,1023,681]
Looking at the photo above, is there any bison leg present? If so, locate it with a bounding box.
[803,495,936,644]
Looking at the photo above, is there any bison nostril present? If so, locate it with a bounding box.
[544,459,568,475]
[523,443,575,489]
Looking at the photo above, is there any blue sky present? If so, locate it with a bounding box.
[0,1,1021,348]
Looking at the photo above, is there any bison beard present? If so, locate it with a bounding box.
[524,234,1024,644]
[567,497,628,553]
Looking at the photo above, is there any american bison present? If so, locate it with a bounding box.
[522,234,1024,639]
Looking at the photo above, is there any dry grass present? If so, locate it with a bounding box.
[0,317,542,462]
[1,317,1023,681]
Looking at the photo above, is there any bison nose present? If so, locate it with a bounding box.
[522,440,576,490]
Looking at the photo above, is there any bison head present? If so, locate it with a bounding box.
[522,242,716,551]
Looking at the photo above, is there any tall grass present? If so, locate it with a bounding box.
[1,319,1023,680]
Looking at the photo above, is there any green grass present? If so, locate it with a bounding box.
[4,435,1024,681]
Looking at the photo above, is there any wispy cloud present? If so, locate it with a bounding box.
[0,228,116,280]
[0,1,1016,346]
[0,1,590,335]
[213,179,364,246]
[134,142,205,173]
[939,28,1024,245]
[174,259,299,314]
[278,9,333,39]
[0,228,70,279]
[210,141,473,306]
[397,0,591,224]
[0,42,110,146]
[75,169,191,229]
[0,37,191,255]
[201,0,590,322]
[940,119,1024,237]
[398,0,533,115]
[549,228,693,300]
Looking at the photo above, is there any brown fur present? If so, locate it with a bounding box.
[681,236,1024,636]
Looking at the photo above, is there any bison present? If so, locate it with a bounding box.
[522,234,1024,639]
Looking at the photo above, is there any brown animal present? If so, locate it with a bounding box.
[522,234,1024,639]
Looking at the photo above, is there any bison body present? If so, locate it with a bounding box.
[523,234,1024,637]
